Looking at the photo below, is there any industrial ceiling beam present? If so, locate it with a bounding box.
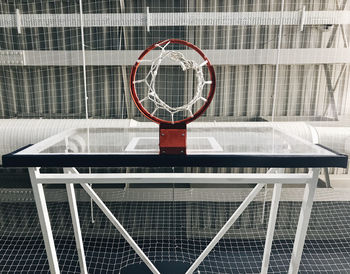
[0,11,349,28]
[1,49,349,66]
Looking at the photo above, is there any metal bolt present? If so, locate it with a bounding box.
[161,133,165,136]
[181,133,185,136]
[180,150,184,153]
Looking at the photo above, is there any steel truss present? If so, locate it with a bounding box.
[28,167,320,274]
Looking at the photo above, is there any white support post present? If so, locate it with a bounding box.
[33,172,313,185]
[64,169,88,274]
[261,183,282,273]
[80,182,160,274]
[15,9,22,34]
[146,6,151,32]
[288,168,320,274]
[271,0,285,122]
[185,183,265,274]
[28,168,60,274]
[299,6,306,32]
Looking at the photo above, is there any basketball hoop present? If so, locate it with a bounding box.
[130,39,216,154]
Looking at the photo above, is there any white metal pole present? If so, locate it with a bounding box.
[33,172,313,185]
[260,168,279,224]
[185,183,265,274]
[64,170,88,274]
[29,168,60,274]
[288,168,320,274]
[79,0,95,225]
[79,0,89,126]
[80,183,160,274]
[261,183,282,273]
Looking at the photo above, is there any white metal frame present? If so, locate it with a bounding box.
[28,166,320,274]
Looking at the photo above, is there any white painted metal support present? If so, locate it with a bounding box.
[322,1,348,121]
[299,6,306,32]
[261,184,268,224]
[15,9,22,34]
[64,169,88,274]
[185,183,265,274]
[288,168,320,274]
[78,0,90,136]
[323,168,331,188]
[146,7,151,32]
[340,24,349,48]
[119,0,125,12]
[3,48,350,66]
[336,0,349,48]
[28,168,60,274]
[261,183,282,273]
[80,182,160,274]
[260,168,281,224]
[0,51,24,65]
[271,0,284,122]
[323,64,344,120]
[78,0,94,228]
[1,11,350,28]
[26,165,325,273]
[32,171,313,185]
[308,125,331,188]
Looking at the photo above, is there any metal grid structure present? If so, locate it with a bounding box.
[0,0,349,121]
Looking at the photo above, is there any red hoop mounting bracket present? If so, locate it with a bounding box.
[129,39,216,154]
[159,123,186,154]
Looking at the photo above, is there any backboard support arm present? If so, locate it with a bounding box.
[28,167,320,274]
[28,168,60,274]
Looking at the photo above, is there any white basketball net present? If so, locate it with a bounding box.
[133,41,212,123]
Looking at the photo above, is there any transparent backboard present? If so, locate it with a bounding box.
[3,123,347,168]
[15,125,334,156]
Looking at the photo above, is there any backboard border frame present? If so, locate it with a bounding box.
[2,144,347,168]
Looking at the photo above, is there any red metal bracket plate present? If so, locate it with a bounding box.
[159,123,186,154]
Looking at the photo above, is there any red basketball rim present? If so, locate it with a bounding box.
[130,39,216,125]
